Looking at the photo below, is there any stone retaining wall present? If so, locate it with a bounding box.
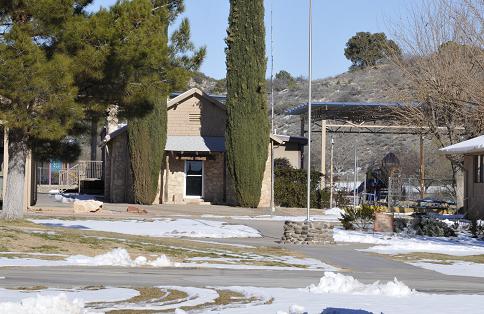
[281,221,334,245]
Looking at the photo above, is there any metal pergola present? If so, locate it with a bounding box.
[286,101,464,204]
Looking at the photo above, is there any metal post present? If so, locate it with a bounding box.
[329,136,334,208]
[419,134,425,199]
[306,0,312,221]
[320,119,327,191]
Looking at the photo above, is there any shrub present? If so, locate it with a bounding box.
[339,204,381,230]
[470,219,483,238]
[409,217,456,237]
[274,157,292,170]
[274,168,321,208]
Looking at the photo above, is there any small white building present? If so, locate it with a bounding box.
[441,135,484,219]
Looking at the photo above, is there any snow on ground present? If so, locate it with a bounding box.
[0,248,337,271]
[0,287,138,303]
[51,192,99,204]
[196,272,484,314]
[200,208,343,222]
[333,228,484,256]
[408,261,484,278]
[0,287,138,314]
[97,286,219,312]
[2,273,484,313]
[0,294,93,314]
[30,218,262,238]
[0,248,174,268]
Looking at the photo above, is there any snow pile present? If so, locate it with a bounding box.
[408,261,484,278]
[277,304,306,314]
[67,248,174,267]
[0,249,174,268]
[306,272,415,297]
[0,293,96,314]
[31,218,262,238]
[333,228,484,256]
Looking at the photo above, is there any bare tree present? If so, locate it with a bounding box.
[389,0,484,206]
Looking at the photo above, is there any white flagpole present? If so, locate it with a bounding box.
[306,0,312,221]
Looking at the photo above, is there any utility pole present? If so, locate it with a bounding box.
[306,0,312,221]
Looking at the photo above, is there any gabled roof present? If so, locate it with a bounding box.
[167,88,225,111]
[440,135,484,154]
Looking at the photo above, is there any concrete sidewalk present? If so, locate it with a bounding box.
[31,192,327,219]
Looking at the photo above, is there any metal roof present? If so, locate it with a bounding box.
[165,136,225,152]
[440,135,484,154]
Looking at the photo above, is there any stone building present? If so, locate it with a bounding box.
[441,135,484,219]
[102,88,306,207]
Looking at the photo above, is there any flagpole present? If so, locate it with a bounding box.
[306,0,312,221]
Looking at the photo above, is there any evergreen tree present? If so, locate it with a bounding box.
[0,1,87,219]
[344,32,401,69]
[225,0,269,207]
[62,0,205,204]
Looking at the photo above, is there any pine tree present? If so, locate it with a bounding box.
[62,0,205,204]
[0,1,86,219]
[225,0,269,207]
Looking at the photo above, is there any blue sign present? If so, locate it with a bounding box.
[51,160,62,173]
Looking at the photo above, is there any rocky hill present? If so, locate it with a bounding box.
[189,64,453,181]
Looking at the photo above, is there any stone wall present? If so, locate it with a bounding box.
[204,153,225,204]
[281,221,334,245]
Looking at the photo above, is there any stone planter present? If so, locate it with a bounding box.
[373,212,394,233]
[280,221,335,245]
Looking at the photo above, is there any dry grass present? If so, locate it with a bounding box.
[390,252,484,264]
[7,285,48,291]
[0,219,310,270]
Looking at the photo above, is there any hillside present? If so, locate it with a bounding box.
[188,65,453,181]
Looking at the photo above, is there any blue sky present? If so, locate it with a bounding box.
[90,0,419,80]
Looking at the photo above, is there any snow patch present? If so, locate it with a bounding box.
[408,261,484,278]
[0,293,95,314]
[31,218,261,238]
[325,207,344,218]
[333,228,484,256]
[306,272,415,297]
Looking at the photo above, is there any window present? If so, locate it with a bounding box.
[185,160,203,197]
[474,155,484,183]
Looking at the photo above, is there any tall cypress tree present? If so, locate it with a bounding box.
[225,0,269,207]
